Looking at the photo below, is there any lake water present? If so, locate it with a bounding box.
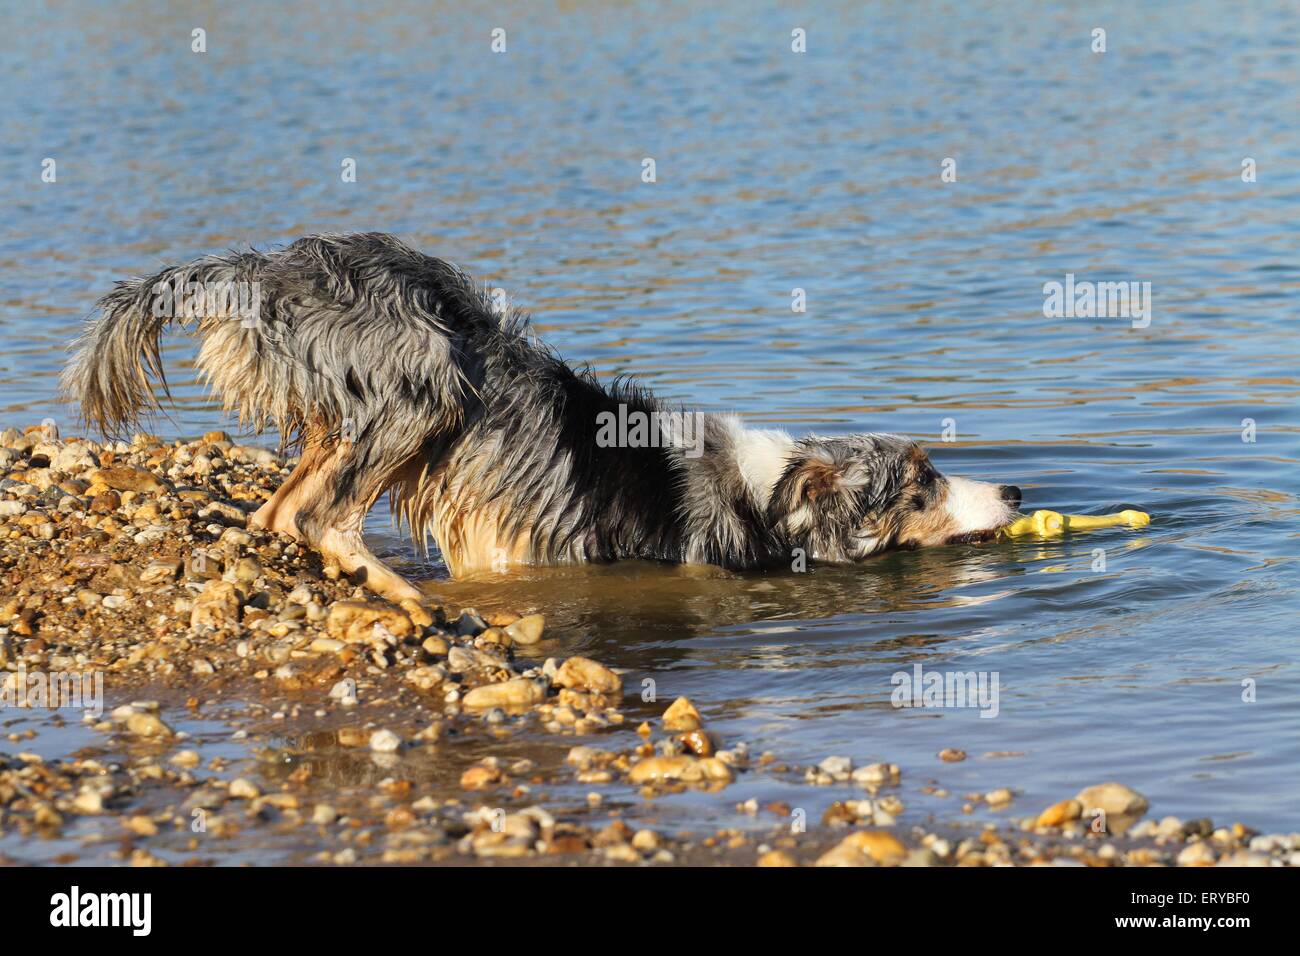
[2,0,1299,847]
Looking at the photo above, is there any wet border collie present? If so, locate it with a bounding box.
[63,232,1020,603]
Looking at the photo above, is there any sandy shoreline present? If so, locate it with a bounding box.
[0,421,1293,867]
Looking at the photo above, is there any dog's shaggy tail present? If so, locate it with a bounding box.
[60,251,284,438]
[61,234,495,446]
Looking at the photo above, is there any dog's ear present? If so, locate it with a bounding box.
[788,453,865,502]
[768,447,868,533]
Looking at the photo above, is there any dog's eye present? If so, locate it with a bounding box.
[917,469,935,488]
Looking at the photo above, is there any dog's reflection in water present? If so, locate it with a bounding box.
[420,544,1022,659]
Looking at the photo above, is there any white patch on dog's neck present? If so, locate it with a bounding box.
[727,419,794,508]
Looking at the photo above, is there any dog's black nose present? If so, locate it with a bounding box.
[1000,485,1022,506]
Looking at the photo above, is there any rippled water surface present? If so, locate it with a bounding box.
[2,0,1299,843]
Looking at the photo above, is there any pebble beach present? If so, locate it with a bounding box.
[0,421,1295,868]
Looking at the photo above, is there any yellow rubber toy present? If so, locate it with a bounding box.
[999,509,1150,538]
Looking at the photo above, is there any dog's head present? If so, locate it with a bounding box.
[767,434,1020,561]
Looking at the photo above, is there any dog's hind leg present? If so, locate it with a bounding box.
[316,516,424,605]
[287,422,436,605]
[249,419,331,539]
[249,426,427,603]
